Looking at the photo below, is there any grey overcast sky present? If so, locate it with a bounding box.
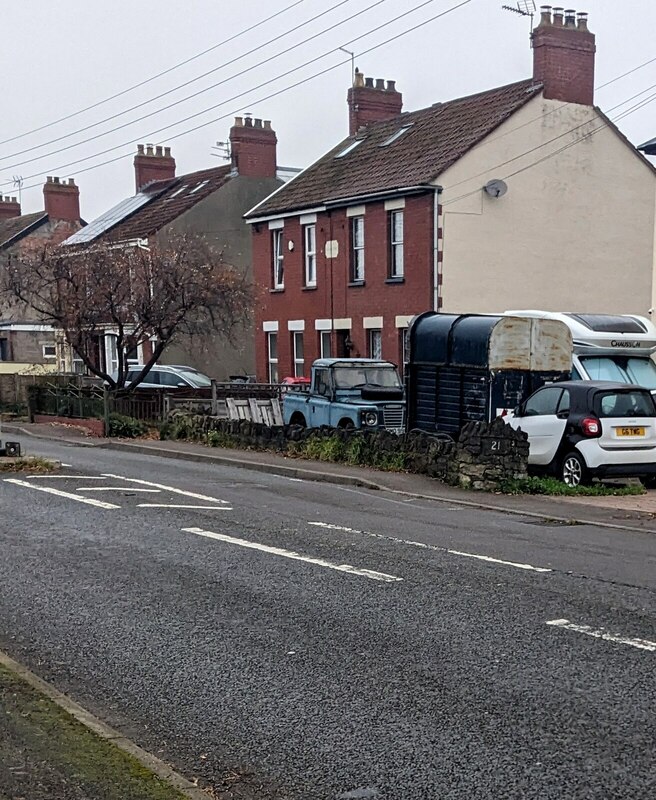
[2,0,654,220]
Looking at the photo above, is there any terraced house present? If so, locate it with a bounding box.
[246,8,656,382]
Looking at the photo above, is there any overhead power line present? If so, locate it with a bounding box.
[12,0,472,193]
[0,0,360,164]
[3,0,458,186]
[0,0,307,147]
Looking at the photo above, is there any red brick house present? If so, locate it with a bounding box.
[63,118,285,379]
[0,177,84,372]
[246,9,656,381]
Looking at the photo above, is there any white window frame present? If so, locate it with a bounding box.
[389,210,404,278]
[320,330,332,359]
[304,224,317,287]
[267,332,278,383]
[293,331,305,378]
[351,216,365,283]
[368,329,382,360]
[272,229,284,289]
[42,343,57,359]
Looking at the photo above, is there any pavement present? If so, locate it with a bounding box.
[4,420,656,532]
[0,433,655,798]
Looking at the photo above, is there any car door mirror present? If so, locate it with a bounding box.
[514,404,523,417]
[556,410,569,419]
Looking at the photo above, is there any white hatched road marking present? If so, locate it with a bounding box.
[308,522,552,574]
[26,475,107,480]
[181,527,403,583]
[4,479,119,509]
[139,504,233,510]
[77,487,161,493]
[546,619,656,652]
[102,474,229,504]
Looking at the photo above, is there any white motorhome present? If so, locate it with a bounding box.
[504,311,656,393]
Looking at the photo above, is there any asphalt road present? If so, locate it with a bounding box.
[0,435,655,799]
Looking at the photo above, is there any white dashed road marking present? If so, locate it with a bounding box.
[102,474,229,504]
[308,521,552,574]
[181,527,403,583]
[77,487,161,493]
[139,504,233,510]
[546,619,656,652]
[4,479,119,509]
[26,475,107,480]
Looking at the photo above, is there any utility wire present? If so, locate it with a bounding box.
[442,88,656,207]
[0,0,306,147]
[3,0,454,185]
[0,0,359,164]
[13,0,472,193]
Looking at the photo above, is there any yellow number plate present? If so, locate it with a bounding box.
[616,427,645,437]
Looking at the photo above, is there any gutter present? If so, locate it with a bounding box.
[432,187,442,312]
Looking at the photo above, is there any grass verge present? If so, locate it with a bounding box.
[0,456,58,473]
[0,662,186,800]
[499,476,646,496]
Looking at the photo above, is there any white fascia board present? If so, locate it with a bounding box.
[0,323,56,332]
[247,206,326,226]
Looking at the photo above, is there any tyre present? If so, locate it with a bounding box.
[290,412,306,427]
[560,451,589,487]
[338,418,355,430]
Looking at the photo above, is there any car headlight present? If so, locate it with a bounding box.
[364,411,378,426]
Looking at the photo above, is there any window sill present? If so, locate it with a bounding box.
[348,280,366,288]
[302,285,317,292]
[269,287,285,293]
[385,276,405,284]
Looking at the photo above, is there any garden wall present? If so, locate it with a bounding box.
[162,414,529,490]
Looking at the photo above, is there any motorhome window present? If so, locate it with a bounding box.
[333,366,401,389]
[568,314,647,334]
[596,391,655,418]
[579,356,656,390]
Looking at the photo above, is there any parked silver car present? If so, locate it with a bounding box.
[114,365,212,389]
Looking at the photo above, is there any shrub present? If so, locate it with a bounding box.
[107,413,148,439]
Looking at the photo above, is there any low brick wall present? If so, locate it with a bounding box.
[33,415,105,437]
[163,414,529,490]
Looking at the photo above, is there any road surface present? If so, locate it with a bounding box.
[0,435,654,799]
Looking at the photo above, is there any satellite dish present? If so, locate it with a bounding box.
[484,179,508,198]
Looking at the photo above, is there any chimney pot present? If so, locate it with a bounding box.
[254,118,263,128]
[386,80,396,92]
[552,6,564,24]
[164,146,171,157]
[365,77,374,88]
[155,145,163,156]
[146,144,154,156]
[10,197,16,203]
[68,178,75,186]
[263,120,272,130]
[53,176,60,184]
[375,78,385,89]
[576,10,588,29]
[234,116,243,127]
[564,8,576,26]
[353,68,365,88]
[47,176,53,183]
[137,144,145,154]
[245,116,253,127]
[539,5,552,25]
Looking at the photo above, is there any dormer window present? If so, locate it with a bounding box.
[335,139,364,159]
[380,125,413,147]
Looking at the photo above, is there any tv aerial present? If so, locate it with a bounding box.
[501,1,536,28]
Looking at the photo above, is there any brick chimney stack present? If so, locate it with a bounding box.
[229,117,277,178]
[532,6,596,106]
[347,69,403,135]
[0,196,21,220]
[43,177,80,222]
[134,144,176,192]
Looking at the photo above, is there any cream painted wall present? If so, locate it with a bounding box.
[439,96,656,317]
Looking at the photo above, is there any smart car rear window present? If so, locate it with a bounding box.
[596,391,656,418]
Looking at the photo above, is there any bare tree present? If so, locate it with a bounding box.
[0,234,251,390]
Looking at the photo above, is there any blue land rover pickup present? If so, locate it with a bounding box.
[283,358,406,431]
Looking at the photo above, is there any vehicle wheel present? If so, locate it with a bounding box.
[290,412,306,428]
[560,451,589,487]
[338,418,355,430]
